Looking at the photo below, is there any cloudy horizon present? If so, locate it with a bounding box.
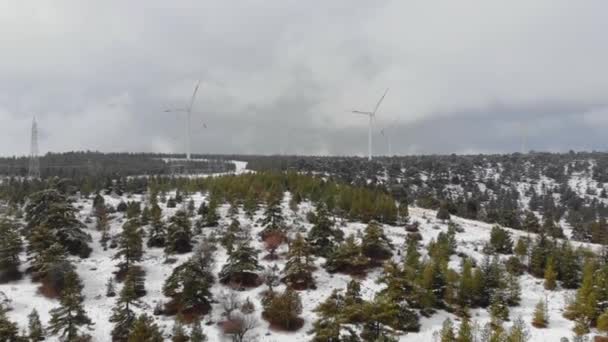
[2,1,607,157]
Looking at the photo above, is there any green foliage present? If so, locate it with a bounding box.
[127,314,164,342]
[544,257,557,290]
[147,203,166,248]
[283,233,315,289]
[163,253,214,316]
[325,234,370,274]
[48,270,92,341]
[531,298,548,328]
[165,211,193,254]
[0,307,19,341]
[111,269,143,341]
[263,288,303,330]
[361,220,393,261]
[488,225,513,254]
[0,217,23,281]
[307,203,343,257]
[26,189,91,257]
[439,318,455,342]
[114,218,144,275]
[219,241,262,286]
[28,309,44,341]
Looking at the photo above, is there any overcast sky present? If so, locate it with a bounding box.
[1,1,607,157]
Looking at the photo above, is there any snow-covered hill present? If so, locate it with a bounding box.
[1,187,603,341]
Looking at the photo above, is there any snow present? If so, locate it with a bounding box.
[1,163,605,341]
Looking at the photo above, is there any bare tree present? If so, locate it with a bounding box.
[223,313,258,342]
[220,290,241,320]
[263,264,280,292]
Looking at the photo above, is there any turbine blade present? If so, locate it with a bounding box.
[372,88,389,115]
[187,80,201,112]
[352,110,373,116]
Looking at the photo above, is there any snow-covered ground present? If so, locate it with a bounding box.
[1,166,604,341]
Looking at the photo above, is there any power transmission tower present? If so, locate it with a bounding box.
[28,117,40,179]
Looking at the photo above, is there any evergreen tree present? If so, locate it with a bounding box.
[204,199,220,227]
[243,193,258,220]
[436,203,451,222]
[531,298,548,328]
[456,317,473,342]
[361,220,393,261]
[48,270,92,341]
[523,211,540,234]
[110,270,143,341]
[489,291,509,327]
[171,319,188,342]
[26,189,91,257]
[307,203,343,257]
[325,234,369,274]
[439,318,456,342]
[147,204,166,248]
[27,309,44,341]
[488,225,513,254]
[163,254,214,316]
[165,211,193,254]
[597,310,608,335]
[0,217,23,282]
[219,241,262,286]
[113,218,143,276]
[190,319,207,342]
[262,288,303,330]
[508,316,530,342]
[283,233,315,289]
[127,314,164,342]
[259,196,285,240]
[544,257,557,290]
[0,307,19,341]
[106,277,117,297]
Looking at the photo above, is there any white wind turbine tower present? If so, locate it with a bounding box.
[381,127,392,156]
[352,88,389,161]
[165,81,201,160]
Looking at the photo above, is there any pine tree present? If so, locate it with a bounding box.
[514,238,528,261]
[0,307,19,341]
[440,318,456,342]
[307,203,343,257]
[111,270,143,341]
[0,217,23,282]
[165,211,193,254]
[27,309,44,341]
[26,189,92,257]
[436,203,451,222]
[219,241,262,286]
[544,257,557,290]
[163,254,214,316]
[171,319,189,342]
[488,225,513,254]
[48,270,92,341]
[260,196,285,240]
[531,298,548,328]
[114,218,143,277]
[325,234,369,274]
[508,316,530,342]
[127,314,164,342]
[243,192,258,220]
[204,199,220,227]
[263,288,303,330]
[361,220,393,261]
[283,233,315,290]
[489,291,509,327]
[597,310,608,334]
[190,319,207,342]
[147,203,166,248]
[523,211,540,234]
[106,277,116,297]
[456,317,473,342]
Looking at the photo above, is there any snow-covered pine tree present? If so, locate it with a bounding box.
[219,241,263,287]
[283,233,315,290]
[48,270,92,341]
[165,210,193,254]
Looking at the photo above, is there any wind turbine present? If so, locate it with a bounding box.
[380,127,392,156]
[165,81,201,160]
[352,88,389,161]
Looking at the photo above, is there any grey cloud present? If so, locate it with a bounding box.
[1,1,608,156]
